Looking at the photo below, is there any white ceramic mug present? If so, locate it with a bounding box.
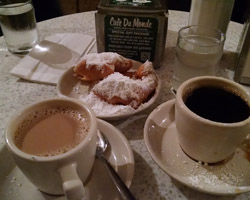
[5,98,97,200]
[175,76,250,163]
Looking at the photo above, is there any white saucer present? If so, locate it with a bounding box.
[57,61,161,120]
[0,119,134,200]
[144,99,250,196]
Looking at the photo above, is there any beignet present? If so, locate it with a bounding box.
[92,61,157,109]
[73,52,133,81]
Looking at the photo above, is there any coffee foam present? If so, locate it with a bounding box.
[14,106,90,157]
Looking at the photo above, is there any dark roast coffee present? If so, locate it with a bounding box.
[184,86,250,123]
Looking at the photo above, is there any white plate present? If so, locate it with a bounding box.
[144,99,250,196]
[57,61,161,120]
[0,119,134,200]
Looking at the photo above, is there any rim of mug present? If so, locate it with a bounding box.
[0,0,32,8]
[5,97,97,162]
[178,25,225,47]
[176,76,250,127]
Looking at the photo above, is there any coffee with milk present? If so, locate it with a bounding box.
[14,106,90,157]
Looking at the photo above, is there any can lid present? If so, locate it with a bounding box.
[98,0,168,14]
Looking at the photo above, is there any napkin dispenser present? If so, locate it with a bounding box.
[234,15,250,85]
[95,0,168,69]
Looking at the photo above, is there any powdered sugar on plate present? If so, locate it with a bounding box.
[80,92,136,116]
[79,72,159,118]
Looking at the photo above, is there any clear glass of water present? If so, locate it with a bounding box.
[172,25,225,91]
[0,0,39,54]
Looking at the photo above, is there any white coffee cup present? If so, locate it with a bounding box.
[175,76,250,163]
[5,98,97,200]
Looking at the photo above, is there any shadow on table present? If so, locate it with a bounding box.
[129,150,167,200]
[0,145,16,184]
[217,50,238,78]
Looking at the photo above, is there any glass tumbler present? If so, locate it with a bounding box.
[0,0,39,54]
[172,25,225,91]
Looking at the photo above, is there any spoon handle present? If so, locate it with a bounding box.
[98,155,136,200]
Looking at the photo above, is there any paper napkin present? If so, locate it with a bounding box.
[11,33,95,85]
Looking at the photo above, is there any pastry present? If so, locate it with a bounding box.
[73,52,133,81]
[92,61,158,109]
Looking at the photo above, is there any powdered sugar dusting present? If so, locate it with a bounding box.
[167,148,250,191]
[78,71,159,117]
[82,52,124,71]
[60,59,160,118]
[92,72,157,101]
[141,60,154,74]
[80,92,136,116]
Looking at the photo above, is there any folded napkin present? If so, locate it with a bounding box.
[11,33,95,84]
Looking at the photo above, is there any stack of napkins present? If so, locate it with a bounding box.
[11,33,95,85]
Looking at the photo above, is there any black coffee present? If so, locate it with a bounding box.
[184,86,250,123]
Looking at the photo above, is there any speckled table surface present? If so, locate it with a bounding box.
[0,10,249,200]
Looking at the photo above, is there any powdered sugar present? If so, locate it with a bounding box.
[80,92,136,116]
[140,60,154,74]
[58,58,161,119]
[92,72,157,101]
[82,52,124,71]
[78,71,159,117]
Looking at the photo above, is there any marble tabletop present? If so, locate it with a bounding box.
[0,10,249,200]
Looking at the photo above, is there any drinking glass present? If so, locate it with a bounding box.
[172,25,225,91]
[0,0,39,54]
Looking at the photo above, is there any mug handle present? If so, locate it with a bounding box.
[58,163,88,200]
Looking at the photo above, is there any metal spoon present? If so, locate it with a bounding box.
[96,131,136,200]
